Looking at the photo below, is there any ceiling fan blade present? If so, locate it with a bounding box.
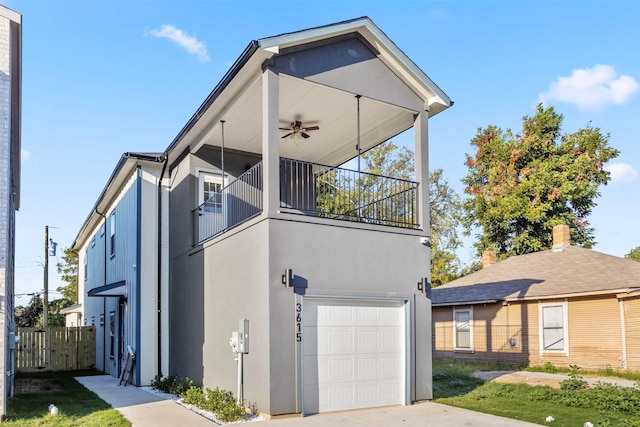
[281,132,292,139]
[279,127,291,131]
[301,132,311,139]
[303,126,319,131]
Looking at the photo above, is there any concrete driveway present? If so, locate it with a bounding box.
[77,375,539,427]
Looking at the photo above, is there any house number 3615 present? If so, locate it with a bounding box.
[295,303,302,342]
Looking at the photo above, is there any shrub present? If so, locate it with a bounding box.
[560,365,588,391]
[182,386,206,407]
[150,374,193,397]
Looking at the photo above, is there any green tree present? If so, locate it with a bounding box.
[15,294,43,327]
[360,142,463,286]
[462,104,619,259]
[625,246,640,262]
[57,247,78,302]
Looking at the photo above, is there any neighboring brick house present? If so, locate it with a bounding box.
[0,4,20,417]
[432,224,640,370]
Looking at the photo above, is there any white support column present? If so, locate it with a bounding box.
[414,109,429,231]
[262,65,280,214]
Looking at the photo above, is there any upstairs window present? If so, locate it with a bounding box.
[109,213,116,258]
[197,170,224,212]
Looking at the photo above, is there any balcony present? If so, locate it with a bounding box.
[193,158,419,245]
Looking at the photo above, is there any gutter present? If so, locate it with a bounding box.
[431,299,497,307]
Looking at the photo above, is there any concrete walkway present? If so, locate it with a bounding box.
[76,375,538,427]
[75,375,214,426]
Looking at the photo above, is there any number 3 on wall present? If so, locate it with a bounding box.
[296,303,302,342]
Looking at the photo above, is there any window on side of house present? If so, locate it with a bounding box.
[453,307,473,351]
[109,213,116,258]
[539,302,568,354]
[84,254,88,282]
[109,311,115,359]
[197,170,224,212]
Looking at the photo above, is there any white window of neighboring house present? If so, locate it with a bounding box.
[197,170,225,211]
[84,254,88,282]
[109,213,116,258]
[539,302,569,354]
[453,308,473,351]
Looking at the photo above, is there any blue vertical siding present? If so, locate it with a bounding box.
[83,172,141,379]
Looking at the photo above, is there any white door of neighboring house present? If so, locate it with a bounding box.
[302,298,407,414]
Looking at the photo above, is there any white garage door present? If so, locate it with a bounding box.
[302,298,406,414]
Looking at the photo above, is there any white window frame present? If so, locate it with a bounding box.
[196,168,226,208]
[453,307,473,351]
[109,212,116,258]
[538,301,569,355]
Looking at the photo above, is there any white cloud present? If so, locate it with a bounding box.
[21,149,29,160]
[605,162,638,183]
[149,24,210,63]
[539,65,639,111]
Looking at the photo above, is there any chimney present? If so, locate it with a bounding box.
[552,224,570,251]
[482,250,497,269]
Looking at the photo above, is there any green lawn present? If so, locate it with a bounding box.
[4,370,130,426]
[433,359,640,427]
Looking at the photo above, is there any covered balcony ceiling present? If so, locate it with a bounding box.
[192,73,417,167]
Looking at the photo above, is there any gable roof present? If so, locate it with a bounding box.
[165,16,452,168]
[71,152,165,250]
[432,246,640,306]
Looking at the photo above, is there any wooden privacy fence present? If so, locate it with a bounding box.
[16,326,96,372]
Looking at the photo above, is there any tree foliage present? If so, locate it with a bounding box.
[15,294,69,327]
[57,247,78,302]
[15,294,43,327]
[361,142,463,286]
[462,104,619,258]
[625,246,640,262]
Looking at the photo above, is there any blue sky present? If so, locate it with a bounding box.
[9,0,640,301]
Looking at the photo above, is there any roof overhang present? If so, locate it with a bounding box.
[165,16,452,169]
[72,153,165,251]
[87,281,126,298]
[60,303,82,314]
[505,288,640,302]
[432,299,498,307]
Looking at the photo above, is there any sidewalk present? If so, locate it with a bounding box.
[75,375,214,426]
[76,375,538,427]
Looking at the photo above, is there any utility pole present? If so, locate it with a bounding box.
[43,225,48,327]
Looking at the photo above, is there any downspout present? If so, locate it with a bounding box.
[157,154,168,378]
[619,299,627,369]
[95,208,107,373]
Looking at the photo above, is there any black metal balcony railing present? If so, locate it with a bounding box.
[280,158,418,228]
[193,158,419,245]
[193,162,263,244]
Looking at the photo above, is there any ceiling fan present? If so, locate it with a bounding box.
[280,121,319,139]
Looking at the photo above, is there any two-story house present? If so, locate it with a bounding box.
[73,17,452,416]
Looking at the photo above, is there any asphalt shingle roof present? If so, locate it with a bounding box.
[432,246,640,305]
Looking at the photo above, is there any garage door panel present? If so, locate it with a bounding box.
[303,298,406,413]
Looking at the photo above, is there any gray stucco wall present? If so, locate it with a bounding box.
[169,210,432,415]
[267,216,432,414]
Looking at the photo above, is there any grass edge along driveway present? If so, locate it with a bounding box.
[4,370,130,426]
[433,359,640,427]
